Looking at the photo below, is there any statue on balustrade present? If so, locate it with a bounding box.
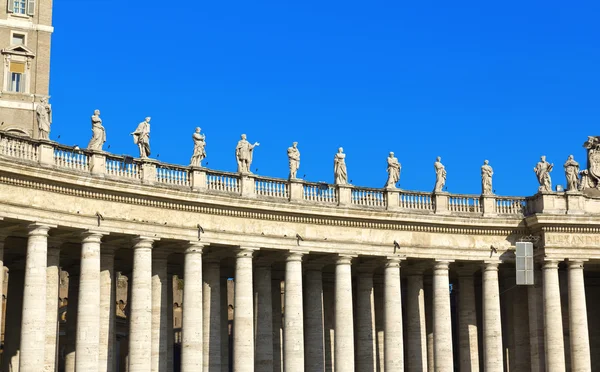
[481,160,493,195]
[534,155,553,192]
[564,155,580,192]
[236,134,259,173]
[131,117,151,158]
[287,142,300,179]
[580,136,600,193]
[334,147,348,185]
[433,156,446,192]
[190,127,206,167]
[36,97,52,140]
[385,152,401,188]
[87,110,106,151]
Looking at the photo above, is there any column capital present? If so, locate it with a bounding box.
[481,261,500,271]
[235,247,255,258]
[335,254,355,266]
[433,260,453,271]
[185,242,205,255]
[27,223,55,236]
[542,260,561,270]
[286,251,304,262]
[132,236,155,249]
[385,256,405,268]
[81,230,104,244]
[567,259,587,269]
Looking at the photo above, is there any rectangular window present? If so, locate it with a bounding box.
[11,33,25,45]
[10,73,22,92]
[12,0,26,14]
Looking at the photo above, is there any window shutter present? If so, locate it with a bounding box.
[26,0,34,15]
[515,242,534,285]
[7,0,14,13]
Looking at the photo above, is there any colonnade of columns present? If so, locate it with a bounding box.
[0,226,595,372]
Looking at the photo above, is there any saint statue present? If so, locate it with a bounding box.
[334,147,348,185]
[433,156,446,192]
[287,142,300,179]
[481,160,493,195]
[36,97,52,140]
[385,152,401,188]
[564,155,580,192]
[131,117,151,158]
[87,109,106,151]
[190,127,206,167]
[534,155,553,192]
[235,134,259,173]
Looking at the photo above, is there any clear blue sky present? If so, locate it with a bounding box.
[49,1,600,196]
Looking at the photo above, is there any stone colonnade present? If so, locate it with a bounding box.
[0,227,595,372]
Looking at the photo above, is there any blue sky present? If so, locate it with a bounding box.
[49,1,600,196]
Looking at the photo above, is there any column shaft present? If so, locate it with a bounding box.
[3,267,24,372]
[424,277,434,372]
[304,267,325,372]
[128,238,154,372]
[221,277,230,372]
[233,248,254,372]
[543,261,566,372]
[334,256,354,372]
[384,258,404,372]
[406,273,428,372]
[19,224,51,372]
[182,243,204,370]
[284,253,304,372]
[567,261,591,372]
[151,254,168,372]
[255,263,273,370]
[204,259,221,372]
[356,270,376,372]
[272,278,283,372]
[482,262,503,372]
[44,246,60,372]
[528,269,545,372]
[433,261,453,372]
[65,272,79,372]
[100,249,116,372]
[457,272,479,372]
[167,273,175,372]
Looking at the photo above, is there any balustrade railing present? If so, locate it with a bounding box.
[399,191,434,210]
[496,196,527,214]
[303,182,338,203]
[0,133,38,161]
[206,172,240,193]
[156,165,190,187]
[54,146,90,172]
[105,156,141,180]
[255,177,289,199]
[449,194,482,213]
[352,188,386,208]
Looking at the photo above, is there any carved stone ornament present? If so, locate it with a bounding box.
[580,136,600,195]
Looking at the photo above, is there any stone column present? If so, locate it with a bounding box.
[528,268,545,372]
[204,257,221,372]
[221,276,230,372]
[543,260,566,372]
[406,268,428,372]
[456,267,479,372]
[65,270,79,372]
[128,237,155,372]
[3,266,24,372]
[19,224,51,372]
[284,252,304,372]
[255,260,273,371]
[482,262,502,372]
[384,257,404,371]
[433,260,453,372]
[0,235,6,366]
[182,242,204,370]
[272,278,283,372]
[167,271,175,372]
[234,248,254,372]
[424,276,434,371]
[356,266,376,372]
[304,264,325,372]
[44,242,61,372]
[334,255,355,372]
[151,250,169,372]
[567,260,591,372]
[100,247,117,372]
[76,232,103,371]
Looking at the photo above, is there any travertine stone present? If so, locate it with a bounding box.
[304,265,325,372]
[457,268,479,372]
[564,156,580,192]
[99,247,116,372]
[434,156,446,192]
[182,243,204,370]
[65,271,79,372]
[334,148,348,185]
[433,260,453,372]
[386,152,401,188]
[0,237,5,366]
[384,258,404,371]
[424,276,434,372]
[512,287,531,370]
[19,224,51,372]
[335,255,354,372]
[481,160,493,195]
[203,258,221,372]
[288,142,300,179]
[88,109,106,151]
[406,270,428,372]
[234,248,254,372]
[221,277,230,372]
[151,251,169,372]
[254,261,273,371]
[482,262,503,372]
[356,268,376,371]
[567,260,591,371]
[534,156,554,193]
[44,245,60,372]
[167,273,175,372]
[236,134,259,174]
[272,278,283,372]
[3,267,24,372]
[543,260,566,372]
[284,252,305,372]
[528,269,545,372]
[131,117,151,158]
[190,127,207,167]
[128,237,154,372]
[37,97,52,140]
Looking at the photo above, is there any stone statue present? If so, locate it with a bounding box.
[131,117,151,158]
[190,127,206,167]
[235,134,259,173]
[564,155,580,192]
[433,156,446,192]
[287,142,300,179]
[481,160,493,195]
[534,155,553,192]
[87,109,106,151]
[385,152,401,188]
[36,97,52,140]
[334,147,348,185]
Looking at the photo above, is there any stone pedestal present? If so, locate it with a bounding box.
[304,265,325,372]
[566,191,585,215]
[182,243,204,370]
[334,255,355,372]
[203,258,221,372]
[385,188,400,210]
[38,142,54,166]
[254,261,273,371]
[89,151,107,176]
[482,262,502,372]
[543,260,566,372]
[482,195,497,217]
[191,167,207,191]
[337,185,352,206]
[434,192,449,214]
[240,175,255,198]
[141,160,158,185]
[289,179,304,201]
[233,248,254,372]
[284,252,304,372]
[567,260,591,371]
[433,260,453,371]
[384,258,404,371]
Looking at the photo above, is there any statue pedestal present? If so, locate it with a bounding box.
[140,159,158,185]
[88,150,106,177]
[289,179,304,202]
[566,191,585,215]
[37,140,55,167]
[337,184,352,206]
[482,194,497,217]
[433,192,449,214]
[190,167,206,191]
[240,174,255,198]
[385,188,400,211]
